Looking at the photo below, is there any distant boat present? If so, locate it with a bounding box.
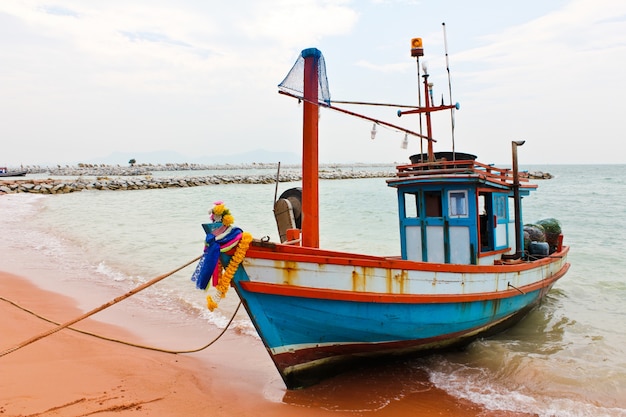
[195,36,570,389]
[0,167,27,177]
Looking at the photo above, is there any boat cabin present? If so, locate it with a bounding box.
[387,152,536,266]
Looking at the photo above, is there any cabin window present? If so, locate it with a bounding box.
[495,194,507,218]
[478,193,492,251]
[448,190,468,218]
[478,194,486,216]
[424,191,442,217]
[404,192,419,218]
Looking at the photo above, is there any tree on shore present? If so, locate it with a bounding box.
[129,158,136,167]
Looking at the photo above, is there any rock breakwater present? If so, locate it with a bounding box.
[0,163,552,195]
[0,169,395,195]
[8,162,392,177]
[525,171,553,179]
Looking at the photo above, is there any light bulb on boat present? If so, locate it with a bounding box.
[370,123,377,140]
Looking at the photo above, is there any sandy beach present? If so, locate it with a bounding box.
[0,268,529,417]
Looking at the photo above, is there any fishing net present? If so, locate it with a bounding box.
[278,48,331,105]
[523,223,546,252]
[524,224,546,242]
[536,218,562,251]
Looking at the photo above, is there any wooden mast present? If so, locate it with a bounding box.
[301,48,320,248]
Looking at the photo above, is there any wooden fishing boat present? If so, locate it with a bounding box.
[0,167,27,177]
[194,37,570,389]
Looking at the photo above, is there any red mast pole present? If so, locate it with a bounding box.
[301,48,320,248]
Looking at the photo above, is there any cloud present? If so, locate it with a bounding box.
[437,0,626,164]
[240,0,359,47]
[119,31,192,47]
[1,0,626,165]
[39,5,79,17]
[354,59,411,73]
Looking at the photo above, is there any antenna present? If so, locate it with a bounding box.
[442,22,456,159]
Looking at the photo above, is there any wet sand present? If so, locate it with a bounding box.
[0,269,537,417]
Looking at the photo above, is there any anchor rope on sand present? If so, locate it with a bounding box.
[0,255,240,358]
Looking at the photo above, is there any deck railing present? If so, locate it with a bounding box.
[394,159,534,188]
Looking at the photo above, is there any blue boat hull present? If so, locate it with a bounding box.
[231,265,556,388]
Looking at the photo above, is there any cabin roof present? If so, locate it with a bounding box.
[387,159,538,194]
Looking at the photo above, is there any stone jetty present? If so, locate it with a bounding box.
[526,171,553,179]
[0,163,552,195]
[0,163,395,195]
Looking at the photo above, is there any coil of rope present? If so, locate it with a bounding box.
[0,255,241,358]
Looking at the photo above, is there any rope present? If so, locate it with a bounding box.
[329,99,418,109]
[0,255,234,358]
[0,296,242,355]
[278,90,435,142]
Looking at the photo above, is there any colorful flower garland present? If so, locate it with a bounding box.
[206,231,253,312]
[210,201,235,227]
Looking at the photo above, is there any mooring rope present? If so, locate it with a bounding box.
[0,255,241,358]
[0,296,242,355]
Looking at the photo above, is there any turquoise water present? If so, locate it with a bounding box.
[1,164,625,416]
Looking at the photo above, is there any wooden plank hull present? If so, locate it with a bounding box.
[231,242,570,388]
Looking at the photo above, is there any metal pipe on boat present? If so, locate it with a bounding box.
[423,68,435,161]
[512,140,525,258]
[273,161,281,203]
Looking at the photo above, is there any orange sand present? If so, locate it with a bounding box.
[0,270,536,417]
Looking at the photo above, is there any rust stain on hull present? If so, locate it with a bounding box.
[386,269,408,294]
[350,268,411,294]
[276,260,300,285]
[351,268,367,292]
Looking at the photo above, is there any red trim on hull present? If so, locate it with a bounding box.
[239,263,569,303]
[247,241,569,274]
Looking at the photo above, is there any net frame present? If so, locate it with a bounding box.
[278,49,330,105]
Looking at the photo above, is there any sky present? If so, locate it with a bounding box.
[1,0,625,166]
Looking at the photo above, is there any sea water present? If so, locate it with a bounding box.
[1,164,625,416]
